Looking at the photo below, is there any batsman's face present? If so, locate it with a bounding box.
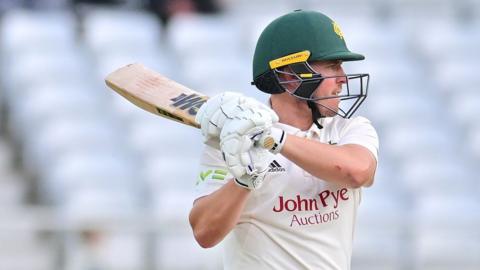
[309,60,346,117]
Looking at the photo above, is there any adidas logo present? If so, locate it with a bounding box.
[268,160,286,173]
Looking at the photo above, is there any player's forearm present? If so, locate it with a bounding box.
[281,134,374,188]
[189,180,250,248]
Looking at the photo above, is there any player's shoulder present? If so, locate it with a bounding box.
[323,116,377,139]
[327,115,374,130]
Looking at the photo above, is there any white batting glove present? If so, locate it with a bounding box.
[221,135,271,190]
[195,92,277,149]
[219,109,279,190]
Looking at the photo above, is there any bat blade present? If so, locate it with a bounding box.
[105,63,208,128]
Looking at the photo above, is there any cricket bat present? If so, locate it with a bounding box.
[105,63,207,128]
[105,63,277,150]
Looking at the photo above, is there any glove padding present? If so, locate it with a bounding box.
[195,92,277,149]
[219,109,277,190]
[221,135,271,190]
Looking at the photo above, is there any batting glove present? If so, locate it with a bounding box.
[195,92,278,149]
[219,109,280,190]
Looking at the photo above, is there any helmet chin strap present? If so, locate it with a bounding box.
[307,101,323,129]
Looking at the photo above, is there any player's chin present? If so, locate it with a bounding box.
[319,103,339,117]
[320,107,339,117]
[325,111,338,117]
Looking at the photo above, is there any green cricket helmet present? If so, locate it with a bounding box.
[251,10,369,120]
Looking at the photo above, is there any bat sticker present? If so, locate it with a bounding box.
[170,93,208,115]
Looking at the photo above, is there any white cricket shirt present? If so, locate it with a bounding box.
[194,116,379,270]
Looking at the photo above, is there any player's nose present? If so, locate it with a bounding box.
[336,66,347,84]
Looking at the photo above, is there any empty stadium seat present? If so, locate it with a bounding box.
[41,151,142,204]
[400,156,476,195]
[381,121,456,162]
[156,233,223,270]
[412,194,480,270]
[1,9,77,54]
[447,91,480,128]
[167,14,241,60]
[467,125,480,161]
[82,8,162,55]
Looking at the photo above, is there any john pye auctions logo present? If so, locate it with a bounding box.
[272,188,350,227]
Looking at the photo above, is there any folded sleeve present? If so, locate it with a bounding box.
[338,116,379,162]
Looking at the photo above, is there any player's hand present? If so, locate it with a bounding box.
[195,92,277,149]
[219,109,281,190]
[221,135,271,190]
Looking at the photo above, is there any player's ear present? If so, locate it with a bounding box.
[277,66,300,91]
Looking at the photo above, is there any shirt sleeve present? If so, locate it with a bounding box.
[194,145,233,200]
[338,116,379,162]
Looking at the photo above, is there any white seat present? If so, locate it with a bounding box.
[95,50,172,82]
[467,125,480,161]
[61,189,142,223]
[424,28,479,63]
[447,91,480,128]
[61,189,147,269]
[4,50,93,102]
[8,84,110,141]
[364,162,405,194]
[127,117,204,158]
[238,11,285,54]
[364,90,442,128]
[64,229,147,270]
[152,189,196,223]
[400,156,475,195]
[0,247,55,270]
[21,116,126,175]
[183,55,251,96]
[352,234,403,270]
[151,186,223,269]
[414,194,480,234]
[156,233,223,270]
[431,58,480,94]
[412,194,480,270]
[41,152,141,203]
[413,235,480,270]
[83,8,162,55]
[354,170,408,270]
[1,9,77,54]
[382,122,456,162]
[0,208,56,270]
[167,14,240,59]
[142,155,200,191]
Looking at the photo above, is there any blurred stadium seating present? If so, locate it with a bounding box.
[0,0,478,269]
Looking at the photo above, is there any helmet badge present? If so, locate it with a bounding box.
[332,21,344,40]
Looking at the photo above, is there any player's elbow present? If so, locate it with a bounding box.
[192,225,220,249]
[189,212,221,249]
[349,162,375,188]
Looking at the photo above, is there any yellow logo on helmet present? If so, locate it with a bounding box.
[269,50,311,69]
[332,21,344,40]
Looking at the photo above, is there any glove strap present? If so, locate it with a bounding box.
[259,127,286,154]
[233,173,265,190]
